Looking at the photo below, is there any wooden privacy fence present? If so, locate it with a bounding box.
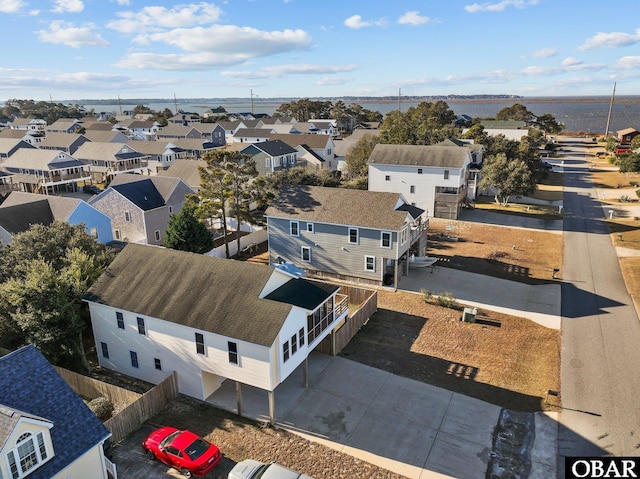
[105,372,179,444]
[54,366,140,405]
[55,367,179,444]
[317,286,377,355]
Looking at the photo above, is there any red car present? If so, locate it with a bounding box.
[142,426,222,477]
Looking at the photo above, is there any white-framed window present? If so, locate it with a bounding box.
[154,358,162,370]
[306,222,314,233]
[116,311,124,329]
[348,228,359,244]
[444,170,450,180]
[385,175,390,181]
[418,168,423,174]
[114,229,121,240]
[365,255,376,272]
[154,230,161,241]
[124,211,130,222]
[6,431,51,479]
[401,226,408,244]
[381,231,392,248]
[195,333,205,355]
[101,342,109,359]
[168,206,173,214]
[265,158,271,167]
[130,351,139,368]
[90,227,98,237]
[228,341,238,364]
[283,342,290,362]
[291,334,298,354]
[301,246,311,262]
[290,221,299,236]
[299,328,305,347]
[136,317,145,335]
[410,185,415,194]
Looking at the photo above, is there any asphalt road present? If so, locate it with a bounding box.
[558,139,640,474]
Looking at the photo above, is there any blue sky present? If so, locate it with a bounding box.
[1,0,639,101]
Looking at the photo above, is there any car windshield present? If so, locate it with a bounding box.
[160,431,181,448]
[184,438,210,460]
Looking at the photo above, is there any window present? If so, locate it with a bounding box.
[116,311,124,329]
[348,228,359,244]
[195,333,205,355]
[444,170,450,180]
[228,341,238,364]
[291,334,297,354]
[7,431,49,478]
[154,358,162,370]
[101,342,109,359]
[130,351,139,368]
[385,175,390,181]
[154,230,161,242]
[418,168,423,174]
[401,227,408,244]
[307,297,334,344]
[114,229,121,240]
[381,232,392,248]
[137,317,145,335]
[365,255,376,272]
[124,211,131,222]
[299,328,305,347]
[283,342,290,362]
[301,246,311,262]
[168,206,173,214]
[410,185,415,194]
[306,222,314,233]
[90,227,98,237]
[290,221,299,236]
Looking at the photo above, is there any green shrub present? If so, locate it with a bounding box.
[420,288,432,302]
[436,292,457,308]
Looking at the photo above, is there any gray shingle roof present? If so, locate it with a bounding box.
[84,244,294,346]
[0,199,54,234]
[367,144,470,168]
[264,185,420,230]
[0,345,110,479]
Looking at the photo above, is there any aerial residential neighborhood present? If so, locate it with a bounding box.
[0,96,639,479]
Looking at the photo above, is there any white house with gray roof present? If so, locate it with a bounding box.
[264,185,427,288]
[368,144,474,219]
[84,243,348,424]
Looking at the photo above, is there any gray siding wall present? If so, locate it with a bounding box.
[267,217,400,282]
[144,207,170,245]
[91,193,145,243]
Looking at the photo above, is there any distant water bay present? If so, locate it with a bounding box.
[77,96,640,135]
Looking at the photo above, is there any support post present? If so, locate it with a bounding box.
[268,390,275,425]
[235,381,243,417]
[303,357,309,388]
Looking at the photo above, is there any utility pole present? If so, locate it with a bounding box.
[604,82,616,138]
[397,88,401,112]
[174,94,178,113]
[117,95,122,116]
[250,89,254,115]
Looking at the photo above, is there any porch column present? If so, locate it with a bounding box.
[235,381,243,417]
[268,390,275,425]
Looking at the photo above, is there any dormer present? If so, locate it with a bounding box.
[0,406,54,479]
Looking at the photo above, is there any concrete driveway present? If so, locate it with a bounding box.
[206,353,558,479]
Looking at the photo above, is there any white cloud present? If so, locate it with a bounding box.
[579,29,640,51]
[52,0,84,13]
[38,21,109,48]
[317,76,350,86]
[146,25,311,56]
[398,11,430,26]
[111,0,130,4]
[562,57,582,67]
[107,3,223,34]
[615,56,640,70]
[114,52,245,70]
[531,47,557,58]
[465,0,538,13]
[344,14,369,29]
[0,0,26,13]
[221,63,358,79]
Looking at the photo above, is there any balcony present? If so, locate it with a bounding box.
[435,186,468,205]
[42,170,92,186]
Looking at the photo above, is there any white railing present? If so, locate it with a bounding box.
[105,456,117,479]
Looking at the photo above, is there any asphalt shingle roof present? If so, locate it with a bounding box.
[264,185,421,230]
[367,144,470,168]
[84,244,294,346]
[0,199,54,234]
[0,345,110,479]
[265,279,339,310]
[110,179,166,210]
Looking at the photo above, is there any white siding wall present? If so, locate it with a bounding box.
[53,445,108,479]
[368,164,466,218]
[276,308,309,382]
[88,303,275,399]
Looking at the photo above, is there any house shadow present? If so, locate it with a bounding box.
[560,282,626,318]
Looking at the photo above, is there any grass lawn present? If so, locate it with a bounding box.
[591,170,640,189]
[341,290,561,412]
[472,196,562,220]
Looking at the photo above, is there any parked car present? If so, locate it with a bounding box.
[142,426,222,478]
[82,184,102,195]
[229,459,314,479]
